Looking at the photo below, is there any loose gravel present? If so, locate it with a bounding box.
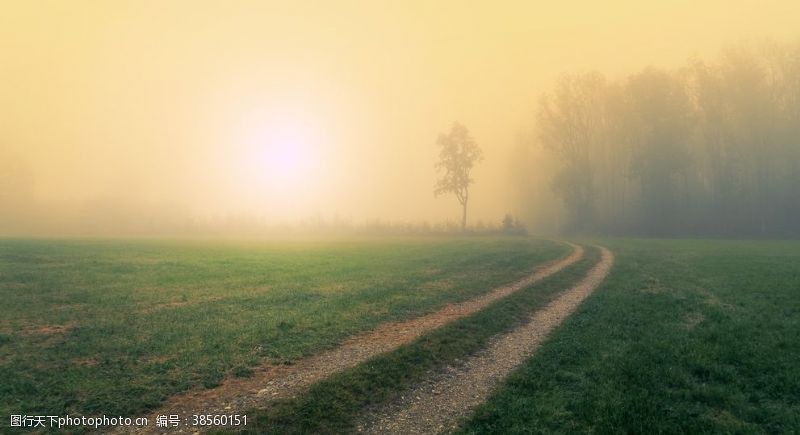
[355,246,614,435]
[114,243,583,434]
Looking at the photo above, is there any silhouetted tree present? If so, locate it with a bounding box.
[434,122,483,231]
[538,73,606,233]
[528,40,800,236]
[502,213,514,232]
[625,68,693,234]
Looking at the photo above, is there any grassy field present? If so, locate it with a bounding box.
[240,247,599,434]
[0,236,565,419]
[459,239,800,434]
[4,237,797,434]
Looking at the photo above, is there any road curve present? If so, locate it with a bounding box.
[357,246,614,434]
[114,241,584,434]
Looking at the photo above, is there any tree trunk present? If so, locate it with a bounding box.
[461,199,467,232]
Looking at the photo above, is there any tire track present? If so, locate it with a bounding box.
[356,246,614,435]
[116,242,583,434]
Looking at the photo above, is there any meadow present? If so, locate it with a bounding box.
[240,246,600,434]
[0,237,565,419]
[2,237,798,434]
[459,239,800,434]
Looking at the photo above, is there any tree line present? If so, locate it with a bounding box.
[532,41,800,236]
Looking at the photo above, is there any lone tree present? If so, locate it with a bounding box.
[434,122,483,231]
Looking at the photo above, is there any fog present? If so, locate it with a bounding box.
[2,1,799,235]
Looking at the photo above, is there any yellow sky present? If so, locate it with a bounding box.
[2,0,799,227]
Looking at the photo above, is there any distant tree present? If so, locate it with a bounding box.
[527,40,800,236]
[625,68,693,234]
[537,72,608,233]
[502,213,514,232]
[434,122,483,231]
[501,213,528,235]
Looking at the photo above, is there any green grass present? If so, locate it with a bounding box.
[459,239,800,434]
[236,247,600,434]
[0,236,566,419]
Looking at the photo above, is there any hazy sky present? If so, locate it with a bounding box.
[2,0,799,227]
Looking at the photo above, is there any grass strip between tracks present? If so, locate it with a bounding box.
[229,246,600,434]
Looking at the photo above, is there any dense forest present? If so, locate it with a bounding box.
[528,41,800,236]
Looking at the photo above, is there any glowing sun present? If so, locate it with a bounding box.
[257,125,316,185]
[236,111,325,199]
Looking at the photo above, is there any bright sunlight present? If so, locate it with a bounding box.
[232,108,327,211]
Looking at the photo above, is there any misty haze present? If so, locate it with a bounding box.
[1,1,799,434]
